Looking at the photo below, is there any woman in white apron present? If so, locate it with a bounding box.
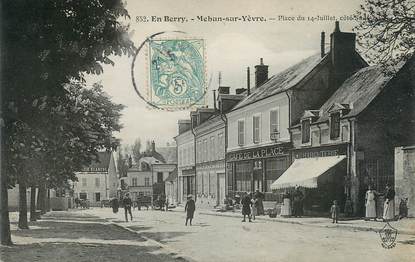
[280,191,291,217]
[365,186,377,220]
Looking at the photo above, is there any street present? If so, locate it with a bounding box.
[2,208,414,262]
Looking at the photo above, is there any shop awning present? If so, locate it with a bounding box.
[270,155,346,190]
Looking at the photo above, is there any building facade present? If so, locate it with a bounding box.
[227,22,367,198]
[73,151,118,206]
[284,55,415,215]
[194,115,226,208]
[175,120,196,204]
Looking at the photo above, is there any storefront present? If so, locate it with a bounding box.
[180,167,195,201]
[271,143,348,214]
[226,143,291,196]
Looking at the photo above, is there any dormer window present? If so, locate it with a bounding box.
[330,112,341,139]
[301,119,311,144]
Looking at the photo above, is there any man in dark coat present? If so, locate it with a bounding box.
[254,190,265,215]
[241,193,252,222]
[292,187,304,217]
[111,197,119,213]
[123,193,133,222]
[185,195,195,226]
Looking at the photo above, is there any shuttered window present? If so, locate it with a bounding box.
[330,112,341,139]
[238,120,245,146]
[253,115,260,143]
[301,119,311,143]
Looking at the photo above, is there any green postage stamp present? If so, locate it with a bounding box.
[148,39,206,109]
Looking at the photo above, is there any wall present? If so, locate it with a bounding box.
[227,93,290,152]
[395,146,415,217]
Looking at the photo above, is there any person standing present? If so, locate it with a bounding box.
[251,197,258,220]
[365,186,377,221]
[383,185,395,221]
[185,195,195,226]
[254,190,264,215]
[111,197,119,214]
[123,193,133,222]
[292,186,304,217]
[241,193,252,222]
[281,191,291,217]
[330,200,340,223]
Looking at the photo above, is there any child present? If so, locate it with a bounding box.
[185,195,195,226]
[330,200,340,224]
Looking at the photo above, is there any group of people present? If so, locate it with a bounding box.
[365,184,397,221]
[280,186,304,217]
[110,193,133,222]
[240,190,265,222]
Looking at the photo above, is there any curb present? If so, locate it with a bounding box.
[198,211,415,236]
[110,222,196,262]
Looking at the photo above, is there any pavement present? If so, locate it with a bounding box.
[169,206,415,236]
[2,208,415,262]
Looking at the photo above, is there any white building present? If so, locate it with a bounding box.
[73,151,118,206]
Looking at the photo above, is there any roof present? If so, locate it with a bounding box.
[85,152,111,169]
[165,168,178,182]
[233,53,328,110]
[140,156,163,165]
[156,146,177,164]
[316,65,392,122]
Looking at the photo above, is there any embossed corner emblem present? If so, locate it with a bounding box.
[379,222,398,249]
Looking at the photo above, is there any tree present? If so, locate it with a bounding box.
[131,138,142,164]
[355,0,415,71]
[1,0,134,244]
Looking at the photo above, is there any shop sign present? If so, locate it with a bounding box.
[226,144,290,162]
[82,167,107,172]
[293,144,348,159]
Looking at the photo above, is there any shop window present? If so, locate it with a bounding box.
[132,177,138,187]
[301,119,311,144]
[330,112,341,139]
[270,109,279,138]
[145,177,150,186]
[253,115,260,143]
[238,120,245,146]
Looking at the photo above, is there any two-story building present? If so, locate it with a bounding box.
[175,120,196,204]
[226,22,367,198]
[275,55,415,216]
[126,142,177,202]
[73,151,118,206]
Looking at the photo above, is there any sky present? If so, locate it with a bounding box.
[86,0,364,148]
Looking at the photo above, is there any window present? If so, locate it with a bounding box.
[270,109,279,137]
[95,178,100,187]
[301,119,311,143]
[210,136,215,161]
[95,193,101,202]
[79,193,87,200]
[218,133,223,158]
[204,139,208,162]
[144,177,150,186]
[253,115,260,143]
[82,178,87,187]
[157,172,163,183]
[238,120,245,146]
[132,177,138,187]
[330,112,341,139]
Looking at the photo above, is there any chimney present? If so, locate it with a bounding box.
[178,119,191,134]
[330,21,357,87]
[321,31,325,58]
[255,58,268,87]
[213,90,217,110]
[151,140,155,152]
